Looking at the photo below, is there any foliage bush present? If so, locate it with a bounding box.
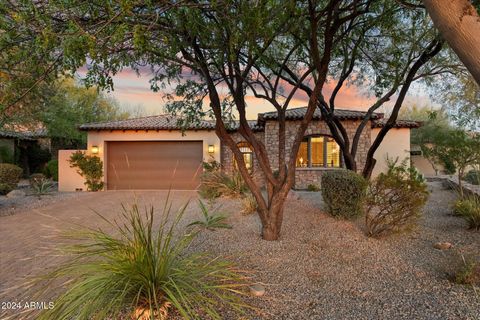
[0,145,14,163]
[43,159,58,181]
[31,201,248,320]
[321,169,368,219]
[454,195,480,230]
[198,170,247,199]
[241,193,258,215]
[188,200,232,230]
[365,159,429,237]
[464,170,480,185]
[0,163,23,195]
[69,151,104,191]
[307,183,320,192]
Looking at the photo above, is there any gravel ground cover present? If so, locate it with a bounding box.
[190,181,480,319]
[0,182,478,319]
[0,185,88,217]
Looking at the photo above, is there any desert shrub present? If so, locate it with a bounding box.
[69,151,104,191]
[188,200,232,230]
[198,170,247,199]
[202,159,221,172]
[43,159,58,181]
[365,159,429,237]
[321,169,368,219]
[30,173,54,196]
[454,256,480,286]
[0,163,23,195]
[307,183,320,192]
[30,201,248,320]
[464,170,480,185]
[454,195,480,230]
[241,193,258,215]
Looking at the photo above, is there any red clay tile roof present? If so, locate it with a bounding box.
[0,129,48,140]
[79,109,419,132]
[371,119,422,129]
[79,115,216,131]
[79,115,264,132]
[259,107,382,121]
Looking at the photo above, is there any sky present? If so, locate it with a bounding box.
[83,68,436,120]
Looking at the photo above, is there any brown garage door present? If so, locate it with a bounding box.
[107,141,203,190]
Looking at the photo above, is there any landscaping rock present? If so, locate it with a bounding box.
[433,242,453,250]
[6,190,26,198]
[250,284,266,297]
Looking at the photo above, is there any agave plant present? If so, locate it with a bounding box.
[31,177,54,197]
[188,200,232,230]
[29,198,248,320]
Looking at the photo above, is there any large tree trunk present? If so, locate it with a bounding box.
[260,194,286,241]
[422,0,480,85]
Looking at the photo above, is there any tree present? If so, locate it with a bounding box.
[422,0,480,86]
[280,3,447,178]
[404,107,456,175]
[433,73,480,130]
[0,1,460,240]
[425,130,480,197]
[41,78,129,147]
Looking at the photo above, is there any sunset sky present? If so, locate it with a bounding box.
[90,68,436,120]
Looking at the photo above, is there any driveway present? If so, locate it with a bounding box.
[0,190,199,318]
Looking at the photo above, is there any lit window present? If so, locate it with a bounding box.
[235,142,254,173]
[296,136,341,168]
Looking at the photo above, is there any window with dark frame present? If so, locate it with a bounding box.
[234,142,254,174]
[296,136,342,168]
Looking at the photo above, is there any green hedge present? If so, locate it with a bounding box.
[44,159,59,181]
[0,163,23,195]
[321,169,367,219]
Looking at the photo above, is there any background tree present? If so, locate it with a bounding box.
[41,78,129,149]
[401,106,456,175]
[425,130,480,196]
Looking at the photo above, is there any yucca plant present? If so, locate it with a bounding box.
[188,200,232,230]
[28,199,248,320]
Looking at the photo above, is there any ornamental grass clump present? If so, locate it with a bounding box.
[198,170,247,199]
[321,169,368,219]
[30,199,249,320]
[365,159,429,237]
[241,193,258,215]
[454,195,480,230]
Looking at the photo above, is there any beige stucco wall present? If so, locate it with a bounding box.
[371,127,411,177]
[58,150,86,192]
[87,129,221,189]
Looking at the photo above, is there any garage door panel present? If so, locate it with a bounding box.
[107,141,202,190]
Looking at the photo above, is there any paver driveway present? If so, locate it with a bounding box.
[0,190,199,319]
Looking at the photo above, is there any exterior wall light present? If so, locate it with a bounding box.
[208,145,215,154]
[91,146,99,154]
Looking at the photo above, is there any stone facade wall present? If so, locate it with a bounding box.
[220,131,265,185]
[221,119,372,189]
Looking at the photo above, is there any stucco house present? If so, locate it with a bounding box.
[58,107,419,191]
